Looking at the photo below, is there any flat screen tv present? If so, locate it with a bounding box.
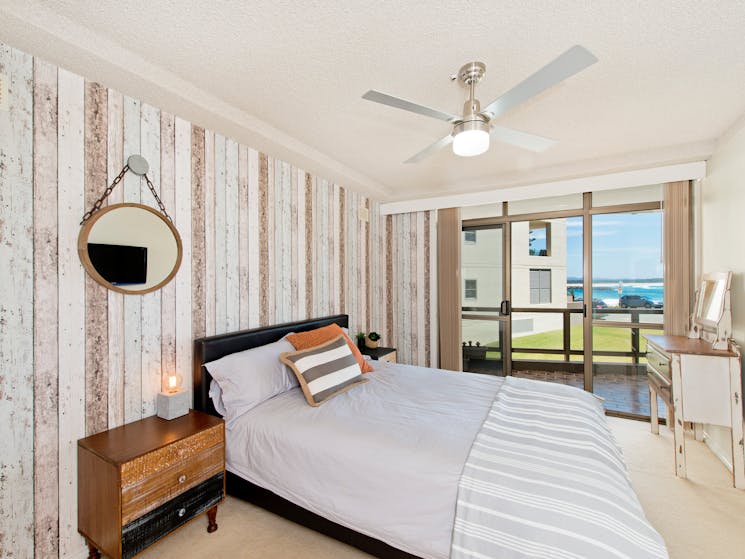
[88,243,147,285]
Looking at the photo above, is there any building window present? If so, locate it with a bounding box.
[464,230,477,244]
[529,269,551,304]
[464,279,477,299]
[529,221,551,256]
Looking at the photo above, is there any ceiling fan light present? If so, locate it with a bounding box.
[452,121,490,157]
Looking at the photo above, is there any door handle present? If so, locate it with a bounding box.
[500,300,511,316]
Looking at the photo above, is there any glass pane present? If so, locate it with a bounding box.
[512,217,583,310]
[462,224,504,376]
[511,216,584,386]
[592,184,662,207]
[462,317,504,376]
[462,203,502,220]
[508,193,583,215]
[591,209,665,418]
[592,326,666,418]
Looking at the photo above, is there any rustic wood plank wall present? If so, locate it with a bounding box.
[0,42,446,557]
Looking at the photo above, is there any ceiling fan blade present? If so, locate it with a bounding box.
[404,134,453,164]
[490,125,556,152]
[363,90,460,123]
[481,45,598,120]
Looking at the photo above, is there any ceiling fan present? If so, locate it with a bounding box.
[362,45,597,163]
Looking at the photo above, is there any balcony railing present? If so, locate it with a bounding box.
[462,306,664,368]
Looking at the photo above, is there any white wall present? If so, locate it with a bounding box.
[699,116,745,468]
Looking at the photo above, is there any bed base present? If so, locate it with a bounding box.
[194,315,421,559]
[226,472,419,559]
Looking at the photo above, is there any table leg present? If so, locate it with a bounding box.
[729,358,745,489]
[650,386,659,435]
[87,542,101,559]
[207,505,219,533]
[671,355,687,478]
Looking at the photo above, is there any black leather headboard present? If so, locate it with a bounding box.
[193,314,349,417]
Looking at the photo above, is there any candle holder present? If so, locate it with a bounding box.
[156,372,189,420]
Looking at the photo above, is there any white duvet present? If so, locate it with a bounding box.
[225,361,502,559]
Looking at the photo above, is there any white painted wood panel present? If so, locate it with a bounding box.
[247,148,259,327]
[56,67,88,559]
[0,44,34,558]
[159,112,176,386]
[273,159,285,322]
[429,210,438,366]
[296,168,307,320]
[214,134,227,333]
[416,211,426,366]
[347,189,357,332]
[225,138,239,332]
[122,95,142,423]
[331,184,340,315]
[266,156,275,326]
[32,57,60,559]
[139,103,161,417]
[106,89,124,428]
[238,145,249,329]
[282,161,293,321]
[290,166,299,320]
[204,130,215,336]
[174,117,192,396]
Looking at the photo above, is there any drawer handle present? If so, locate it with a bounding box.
[178,507,187,518]
[178,474,187,484]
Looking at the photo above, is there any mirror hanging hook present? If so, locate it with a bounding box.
[127,154,149,176]
[79,155,168,225]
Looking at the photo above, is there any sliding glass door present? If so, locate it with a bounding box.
[461,224,507,375]
[591,210,666,418]
[459,185,667,418]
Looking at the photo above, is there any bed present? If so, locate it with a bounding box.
[193,314,668,559]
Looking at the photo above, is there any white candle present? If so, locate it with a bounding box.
[168,375,178,392]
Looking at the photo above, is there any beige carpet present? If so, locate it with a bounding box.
[140,418,745,558]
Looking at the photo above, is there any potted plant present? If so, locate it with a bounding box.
[355,332,366,349]
[365,331,381,349]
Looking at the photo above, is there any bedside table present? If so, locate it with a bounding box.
[360,346,397,363]
[78,410,225,559]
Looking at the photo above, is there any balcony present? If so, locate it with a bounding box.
[462,306,667,418]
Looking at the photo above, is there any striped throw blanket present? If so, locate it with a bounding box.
[452,376,668,559]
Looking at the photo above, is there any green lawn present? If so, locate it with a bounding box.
[485,325,660,363]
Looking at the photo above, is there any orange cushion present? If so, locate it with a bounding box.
[286,324,374,373]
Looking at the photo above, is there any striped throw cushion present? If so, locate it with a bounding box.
[280,335,368,406]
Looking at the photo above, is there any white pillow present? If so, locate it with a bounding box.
[208,379,227,416]
[204,337,298,424]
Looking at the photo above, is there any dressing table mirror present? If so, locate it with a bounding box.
[77,155,182,295]
[688,271,733,350]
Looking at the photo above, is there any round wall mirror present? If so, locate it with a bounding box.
[78,203,183,295]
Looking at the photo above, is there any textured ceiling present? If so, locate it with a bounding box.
[2,1,745,200]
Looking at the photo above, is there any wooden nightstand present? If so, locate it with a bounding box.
[360,346,397,363]
[78,410,225,559]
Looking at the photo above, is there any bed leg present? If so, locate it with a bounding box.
[207,505,219,533]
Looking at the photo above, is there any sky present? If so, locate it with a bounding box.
[565,212,663,280]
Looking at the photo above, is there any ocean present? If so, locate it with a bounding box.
[567,283,664,306]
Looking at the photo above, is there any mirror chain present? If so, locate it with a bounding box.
[80,164,173,225]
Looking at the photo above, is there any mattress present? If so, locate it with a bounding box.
[225,361,502,559]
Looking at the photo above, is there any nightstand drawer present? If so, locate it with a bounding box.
[121,444,224,524]
[121,424,223,486]
[121,472,224,559]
